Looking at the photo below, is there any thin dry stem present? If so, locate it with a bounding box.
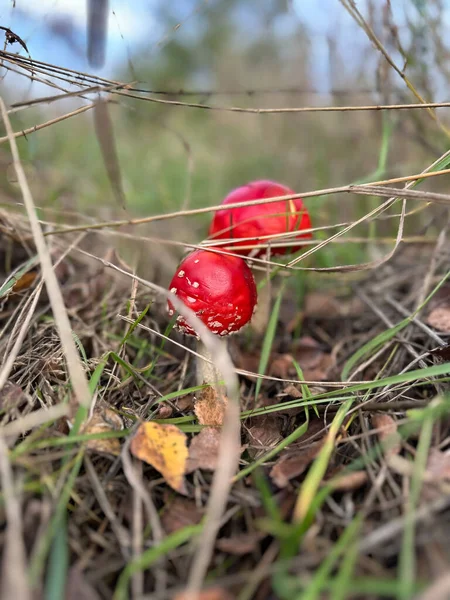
[0,435,31,600]
[0,97,92,408]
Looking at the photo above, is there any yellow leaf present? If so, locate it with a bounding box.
[130,422,188,494]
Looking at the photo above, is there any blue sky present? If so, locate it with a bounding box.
[0,0,344,79]
[1,1,447,94]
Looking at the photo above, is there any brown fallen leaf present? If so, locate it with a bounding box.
[270,419,326,488]
[371,413,401,459]
[11,271,38,294]
[130,422,189,494]
[426,307,450,333]
[292,337,335,381]
[429,343,450,362]
[81,408,123,456]
[246,415,283,459]
[216,531,264,555]
[0,381,27,411]
[194,386,228,426]
[173,588,234,600]
[176,394,195,412]
[328,470,368,492]
[186,427,222,472]
[161,495,203,534]
[270,441,323,488]
[240,337,334,384]
[269,353,295,379]
[66,564,101,600]
[303,291,364,320]
[156,404,173,419]
[426,448,450,481]
[421,448,450,502]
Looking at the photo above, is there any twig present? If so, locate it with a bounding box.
[0,97,92,408]
[0,435,31,600]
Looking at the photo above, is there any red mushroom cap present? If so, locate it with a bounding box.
[167,249,257,337]
[208,180,312,257]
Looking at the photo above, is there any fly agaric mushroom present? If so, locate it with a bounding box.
[167,249,257,386]
[207,180,312,257]
[207,180,312,334]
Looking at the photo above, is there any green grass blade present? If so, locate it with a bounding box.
[244,361,450,420]
[0,255,39,298]
[234,417,309,482]
[113,525,202,600]
[44,512,69,600]
[398,399,435,599]
[72,331,88,364]
[254,281,285,401]
[29,449,84,585]
[294,398,353,522]
[342,271,450,380]
[299,516,362,600]
[330,524,360,600]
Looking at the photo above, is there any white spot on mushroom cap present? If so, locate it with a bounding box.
[194,259,199,264]
[177,270,185,278]
[170,287,177,294]
[192,281,199,288]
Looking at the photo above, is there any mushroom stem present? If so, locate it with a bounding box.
[250,269,271,336]
[196,339,227,392]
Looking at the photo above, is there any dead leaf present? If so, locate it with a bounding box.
[156,405,173,419]
[173,588,234,600]
[269,419,326,488]
[66,564,101,600]
[246,415,283,459]
[292,337,335,381]
[239,337,333,383]
[161,495,203,534]
[429,344,450,362]
[303,292,364,320]
[328,470,368,491]
[186,427,221,472]
[426,307,450,333]
[176,394,195,412]
[371,413,401,459]
[283,384,303,399]
[194,386,228,426]
[11,271,37,294]
[130,422,189,494]
[426,448,450,481]
[270,441,323,488]
[216,531,264,555]
[421,449,450,502]
[81,408,123,456]
[0,381,27,411]
[269,353,294,379]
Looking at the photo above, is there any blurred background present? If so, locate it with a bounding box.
[1,0,450,281]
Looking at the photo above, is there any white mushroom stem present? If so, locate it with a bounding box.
[250,269,271,336]
[196,338,227,392]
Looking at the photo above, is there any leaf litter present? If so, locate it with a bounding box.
[1,197,450,598]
